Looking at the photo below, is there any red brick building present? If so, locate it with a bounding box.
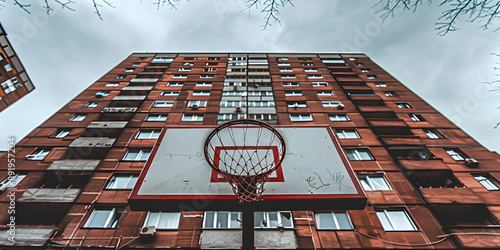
[0,53,499,249]
[0,23,35,112]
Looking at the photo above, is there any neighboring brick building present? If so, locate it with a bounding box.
[0,23,35,111]
[0,53,499,249]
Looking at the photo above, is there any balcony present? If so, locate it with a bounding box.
[18,188,81,203]
[47,160,100,171]
[0,225,56,246]
[87,121,128,129]
[69,138,115,148]
[447,226,500,248]
[68,138,115,159]
[418,187,484,204]
[397,159,450,171]
[102,107,138,113]
[112,95,146,101]
[200,230,297,249]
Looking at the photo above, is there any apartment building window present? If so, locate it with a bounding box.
[222,91,246,96]
[315,212,353,230]
[124,68,134,72]
[26,148,51,160]
[183,62,194,66]
[305,68,319,72]
[445,149,465,161]
[151,57,174,63]
[136,130,161,139]
[172,75,188,78]
[248,101,275,107]
[248,91,273,96]
[95,91,109,97]
[359,176,392,191]
[85,101,99,108]
[361,69,371,73]
[182,114,204,122]
[146,114,168,122]
[336,129,360,139]
[200,75,214,79]
[345,149,374,161]
[424,129,444,139]
[0,54,3,60]
[250,114,277,121]
[287,101,307,108]
[1,79,16,94]
[144,212,181,230]
[255,212,293,229]
[69,114,87,122]
[473,175,500,191]
[384,91,398,96]
[317,91,334,96]
[167,82,184,86]
[105,83,119,87]
[356,63,364,66]
[329,114,349,121]
[207,62,218,66]
[161,91,179,96]
[396,102,412,109]
[154,101,174,107]
[312,82,328,87]
[132,63,140,66]
[281,74,296,79]
[116,75,126,79]
[375,83,388,87]
[409,114,424,122]
[285,91,302,96]
[376,210,417,231]
[203,211,241,229]
[302,63,314,66]
[278,57,288,61]
[123,149,151,161]
[221,101,246,107]
[178,68,191,72]
[50,129,71,138]
[203,68,217,72]
[290,114,313,122]
[0,174,26,190]
[367,75,377,79]
[279,68,293,72]
[307,75,323,79]
[188,100,207,108]
[193,91,210,96]
[106,175,139,190]
[84,208,123,228]
[217,114,247,121]
[322,101,342,107]
[224,82,246,87]
[196,82,213,86]
[283,82,299,87]
[208,57,219,60]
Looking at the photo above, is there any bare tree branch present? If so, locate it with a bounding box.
[246,0,294,30]
[13,0,30,14]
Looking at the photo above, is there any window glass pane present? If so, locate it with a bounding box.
[279,212,293,228]
[107,176,129,189]
[376,211,392,230]
[268,212,279,228]
[316,213,335,229]
[204,212,215,228]
[369,176,391,190]
[126,176,139,189]
[217,212,229,228]
[230,212,241,228]
[86,210,112,228]
[145,212,160,227]
[389,211,416,230]
[335,212,352,230]
[255,212,265,227]
[360,179,372,191]
[357,150,374,160]
[158,212,181,229]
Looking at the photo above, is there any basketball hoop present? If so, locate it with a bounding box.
[204,119,286,203]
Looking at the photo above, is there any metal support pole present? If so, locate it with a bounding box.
[242,208,254,250]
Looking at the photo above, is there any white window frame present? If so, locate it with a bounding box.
[183,62,194,66]
[345,149,374,161]
[124,68,134,72]
[224,82,245,87]
[283,82,299,87]
[105,83,119,87]
[51,129,71,138]
[26,148,51,160]
[304,68,319,72]
[384,91,397,97]
[196,82,213,86]
[222,91,246,96]
[410,114,423,122]
[376,210,417,231]
[254,211,293,229]
[278,63,290,66]
[172,75,188,78]
[193,91,210,96]
[178,68,191,72]
[167,82,184,86]
[85,102,99,108]
[203,68,217,72]
[322,101,342,107]
[146,114,167,122]
[285,91,302,96]
[217,114,247,121]
[95,91,110,97]
[445,149,465,161]
[424,129,444,139]
[312,82,328,87]
[181,114,204,122]
[106,174,139,190]
[359,176,392,191]
[314,212,354,230]
[203,211,241,229]
[474,175,500,191]
[396,103,412,109]
[287,101,307,108]
[317,91,334,96]
[278,57,288,61]
[220,101,246,107]
[279,68,293,72]
[280,74,296,79]
[336,129,360,139]
[248,101,275,107]
[375,83,388,87]
[367,75,377,79]
[69,114,87,122]
[151,57,174,63]
[161,91,179,96]
[200,74,215,79]
[307,75,323,79]
[250,114,277,121]
[0,174,26,190]
[144,212,181,230]
[123,149,151,161]
[329,114,349,122]
[154,101,174,108]
[290,114,313,122]
[187,100,207,108]
[84,208,122,228]
[248,91,273,97]
[136,130,161,139]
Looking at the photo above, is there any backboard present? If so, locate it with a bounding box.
[128,125,366,211]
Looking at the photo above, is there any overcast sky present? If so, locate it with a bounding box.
[0,0,499,153]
